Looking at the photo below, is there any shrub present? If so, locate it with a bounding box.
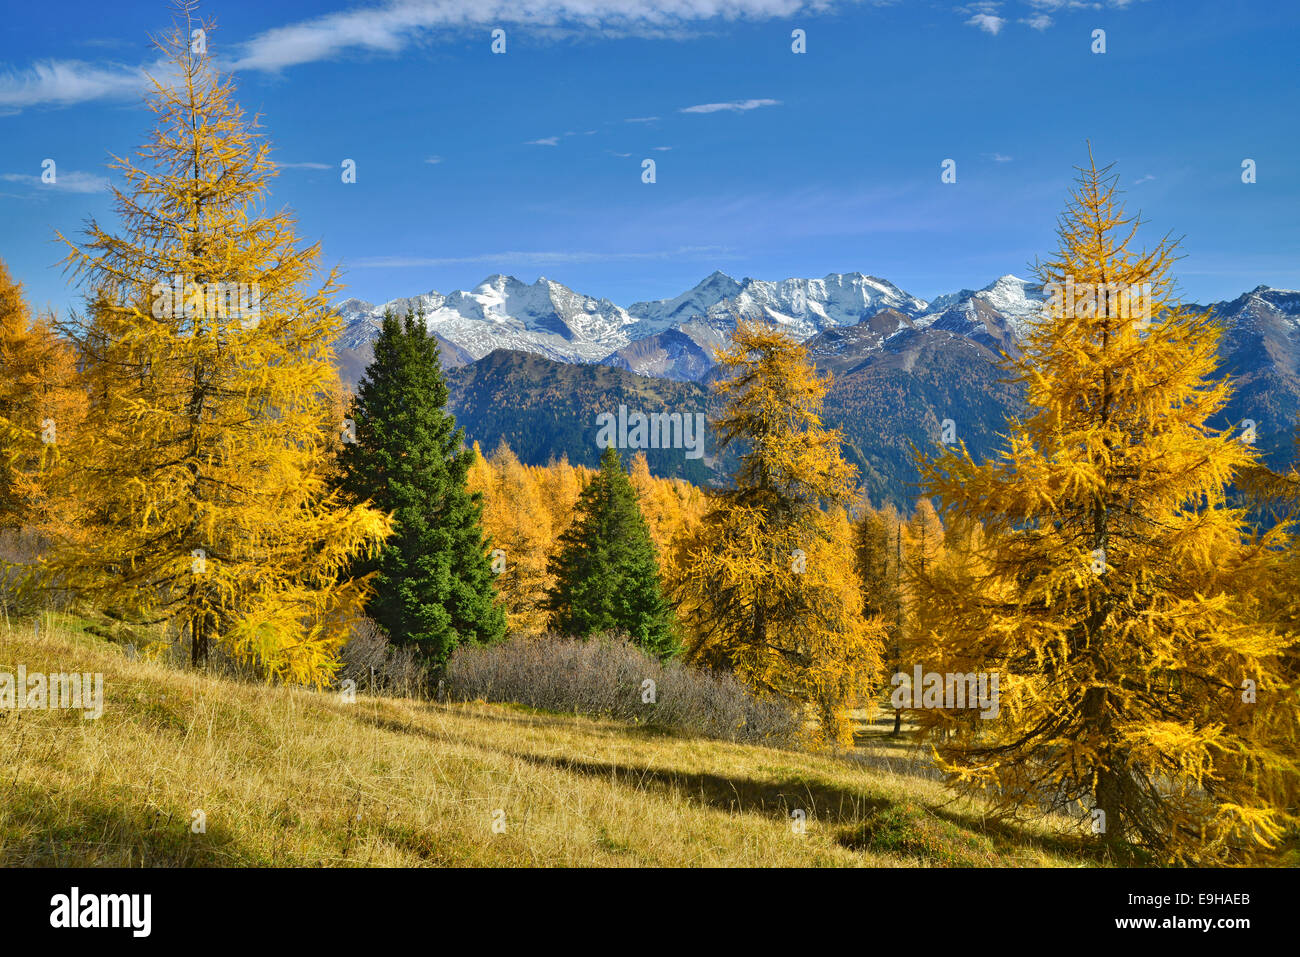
[337,617,428,699]
[446,631,799,746]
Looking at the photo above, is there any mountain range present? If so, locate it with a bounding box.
[333,273,1300,508]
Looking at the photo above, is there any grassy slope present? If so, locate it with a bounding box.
[1,616,1093,867]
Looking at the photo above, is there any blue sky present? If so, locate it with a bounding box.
[2,0,1297,319]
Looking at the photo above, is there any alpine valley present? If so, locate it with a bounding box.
[334,273,1300,508]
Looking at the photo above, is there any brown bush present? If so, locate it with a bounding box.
[337,617,428,699]
[446,632,799,746]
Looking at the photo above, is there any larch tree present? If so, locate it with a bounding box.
[42,7,391,683]
[853,501,904,734]
[336,308,505,672]
[914,151,1298,863]
[671,320,885,747]
[472,441,555,635]
[0,259,86,538]
[545,445,678,659]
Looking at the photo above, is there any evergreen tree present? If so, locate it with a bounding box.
[545,446,678,659]
[338,309,505,670]
[915,151,1298,862]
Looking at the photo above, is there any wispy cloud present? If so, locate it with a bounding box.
[525,136,560,146]
[231,1,844,73]
[625,116,660,124]
[1020,14,1053,30]
[353,245,731,268]
[680,98,781,114]
[0,59,146,109]
[1133,173,1155,184]
[985,152,1013,163]
[4,2,843,110]
[278,161,331,169]
[0,170,111,193]
[424,155,443,164]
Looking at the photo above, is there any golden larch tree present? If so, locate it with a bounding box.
[671,320,885,747]
[42,7,391,683]
[914,151,1298,862]
[0,259,86,539]
[470,441,556,635]
[853,501,904,734]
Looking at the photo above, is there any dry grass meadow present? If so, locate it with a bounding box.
[0,613,1099,867]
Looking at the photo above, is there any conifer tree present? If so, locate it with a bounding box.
[853,502,904,734]
[472,441,556,635]
[0,260,85,537]
[545,446,678,658]
[671,321,885,746]
[41,7,391,683]
[915,151,1298,862]
[337,309,505,671]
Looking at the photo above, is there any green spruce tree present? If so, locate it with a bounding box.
[545,446,678,658]
[337,308,505,671]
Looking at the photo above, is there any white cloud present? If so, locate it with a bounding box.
[231,1,837,73]
[525,136,560,146]
[278,161,331,169]
[987,152,1013,162]
[0,170,111,193]
[1133,173,1155,184]
[966,13,1006,34]
[680,98,781,114]
[424,155,443,164]
[625,116,660,123]
[0,59,146,108]
[1021,14,1053,29]
[3,2,834,109]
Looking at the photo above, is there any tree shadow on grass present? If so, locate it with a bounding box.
[1,781,247,866]
[350,705,1090,866]
[509,750,894,826]
[926,804,1137,866]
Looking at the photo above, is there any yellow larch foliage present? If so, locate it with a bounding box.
[472,442,557,636]
[670,320,886,748]
[914,150,1298,863]
[37,8,391,684]
[0,259,87,539]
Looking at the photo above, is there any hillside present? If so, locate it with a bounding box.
[0,616,1090,867]
[445,349,719,483]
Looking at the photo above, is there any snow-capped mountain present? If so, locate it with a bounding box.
[335,270,932,375]
[914,275,1045,353]
[336,275,658,364]
[335,273,1298,407]
[628,271,927,339]
[400,276,1300,509]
